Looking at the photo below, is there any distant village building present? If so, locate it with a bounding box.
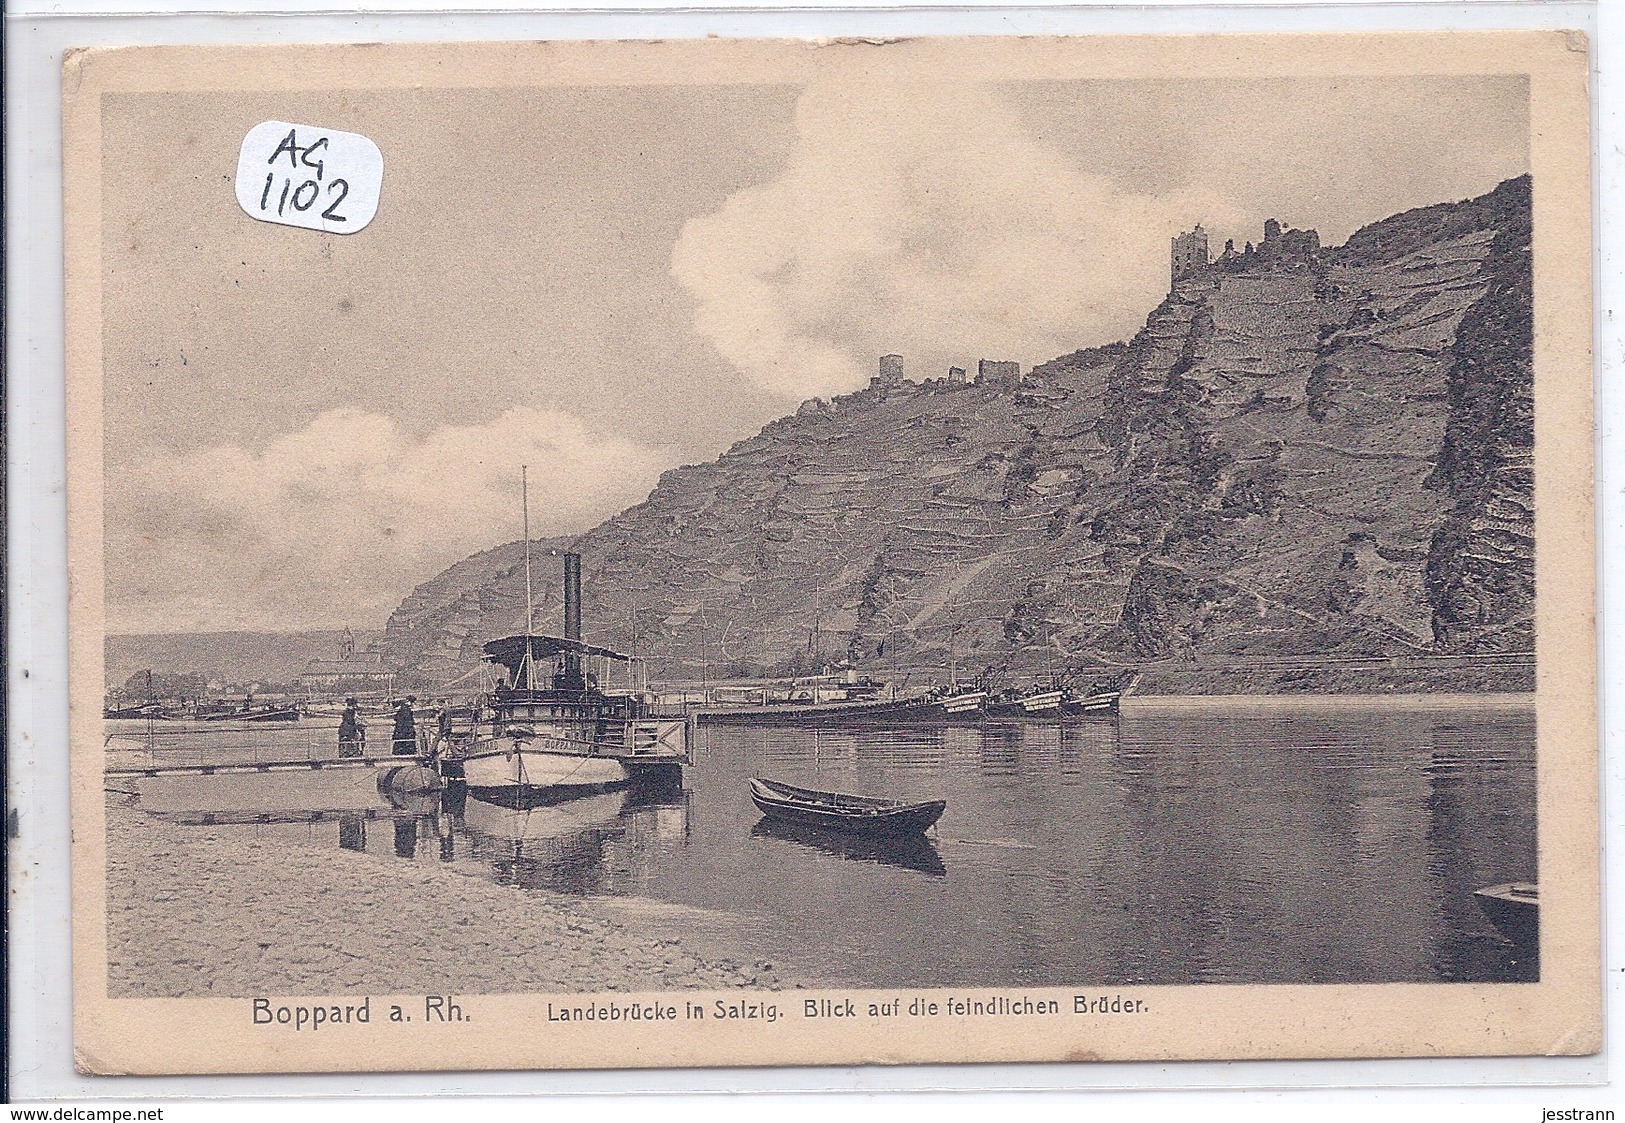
[978,359,1022,387]
[878,353,905,387]
[946,365,967,384]
[297,631,397,700]
[1170,224,1210,282]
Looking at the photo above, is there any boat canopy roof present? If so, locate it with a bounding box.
[481,633,633,676]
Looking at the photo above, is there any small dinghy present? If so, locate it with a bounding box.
[749,777,945,836]
[1473,882,1538,947]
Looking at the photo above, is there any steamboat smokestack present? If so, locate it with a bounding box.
[563,552,582,641]
[559,552,585,691]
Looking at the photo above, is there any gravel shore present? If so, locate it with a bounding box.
[107,802,806,998]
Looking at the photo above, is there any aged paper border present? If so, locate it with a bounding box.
[64,31,1598,1075]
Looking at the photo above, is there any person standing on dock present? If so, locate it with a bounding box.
[431,699,464,779]
[392,696,418,757]
[338,697,366,758]
[431,699,453,754]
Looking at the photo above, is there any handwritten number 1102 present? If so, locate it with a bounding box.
[260,128,349,223]
[259,172,349,221]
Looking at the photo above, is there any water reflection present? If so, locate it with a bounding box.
[436,782,467,862]
[459,783,693,895]
[131,766,693,897]
[119,701,1538,986]
[750,817,946,877]
[1097,708,1537,985]
[440,779,468,824]
[388,818,411,858]
[754,726,951,775]
[337,815,366,853]
[1424,725,1538,981]
[978,726,1022,777]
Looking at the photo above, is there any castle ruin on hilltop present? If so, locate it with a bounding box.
[865,354,1023,392]
[1173,218,1322,286]
[1170,224,1210,283]
[978,359,1022,387]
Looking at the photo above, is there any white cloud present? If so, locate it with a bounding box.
[107,407,667,633]
[673,77,1245,400]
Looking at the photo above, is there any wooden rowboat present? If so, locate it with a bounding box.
[1473,882,1538,947]
[748,777,945,836]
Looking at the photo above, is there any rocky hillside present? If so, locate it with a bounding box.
[383,177,1534,693]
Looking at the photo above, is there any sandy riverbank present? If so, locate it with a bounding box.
[106,801,809,998]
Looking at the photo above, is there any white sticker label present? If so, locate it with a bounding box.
[234,120,383,234]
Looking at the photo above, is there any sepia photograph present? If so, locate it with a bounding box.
[64,31,1598,1073]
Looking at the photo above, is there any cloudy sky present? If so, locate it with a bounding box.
[102,70,1529,634]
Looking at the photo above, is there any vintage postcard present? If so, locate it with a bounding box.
[65,32,1598,1074]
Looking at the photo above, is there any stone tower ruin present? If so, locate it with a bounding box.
[1170,224,1210,283]
[978,359,1021,387]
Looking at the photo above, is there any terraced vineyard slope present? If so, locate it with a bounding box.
[383,176,1534,694]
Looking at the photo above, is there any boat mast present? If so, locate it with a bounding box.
[629,601,639,692]
[144,667,155,753]
[813,580,822,656]
[522,465,535,689]
[699,609,709,699]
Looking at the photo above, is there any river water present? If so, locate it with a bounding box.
[107,697,1537,987]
